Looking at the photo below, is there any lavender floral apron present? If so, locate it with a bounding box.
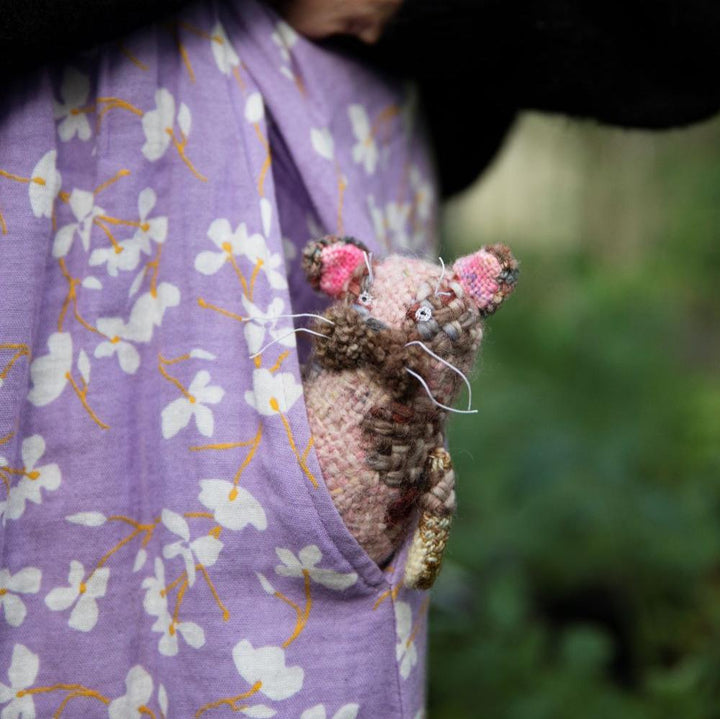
[0,1,437,716]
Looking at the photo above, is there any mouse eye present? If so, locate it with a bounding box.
[414,305,433,322]
[358,291,373,306]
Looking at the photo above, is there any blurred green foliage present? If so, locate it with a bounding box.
[430,117,720,719]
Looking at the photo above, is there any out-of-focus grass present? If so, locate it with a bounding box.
[429,114,720,719]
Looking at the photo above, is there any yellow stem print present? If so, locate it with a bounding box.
[20,684,110,718]
[277,569,312,648]
[57,259,112,339]
[95,97,144,131]
[252,123,271,197]
[271,398,318,488]
[170,574,189,633]
[336,170,347,235]
[197,297,245,323]
[179,21,216,41]
[371,103,401,145]
[0,430,15,447]
[248,258,263,300]
[226,252,249,295]
[268,350,289,374]
[96,213,148,230]
[190,424,263,487]
[195,680,262,718]
[93,168,131,196]
[147,244,163,298]
[0,209,8,235]
[66,371,110,430]
[0,342,31,381]
[167,128,207,182]
[232,65,246,92]
[117,43,149,71]
[406,595,430,648]
[158,352,196,402]
[372,582,401,610]
[93,219,124,254]
[198,563,230,620]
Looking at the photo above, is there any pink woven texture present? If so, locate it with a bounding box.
[318,243,366,298]
[302,238,518,579]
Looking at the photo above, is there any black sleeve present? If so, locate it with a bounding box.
[0,0,194,74]
[369,0,720,196]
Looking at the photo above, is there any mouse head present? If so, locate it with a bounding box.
[303,235,518,406]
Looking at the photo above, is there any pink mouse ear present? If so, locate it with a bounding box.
[452,244,519,316]
[303,235,369,298]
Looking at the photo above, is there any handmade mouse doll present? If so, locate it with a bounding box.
[301,236,518,589]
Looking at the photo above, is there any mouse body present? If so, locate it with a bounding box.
[302,236,518,587]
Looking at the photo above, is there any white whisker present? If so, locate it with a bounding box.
[434,257,452,296]
[363,251,374,284]
[249,328,327,359]
[405,340,474,411]
[243,313,334,325]
[405,368,478,415]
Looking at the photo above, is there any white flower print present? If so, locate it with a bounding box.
[96,283,180,344]
[134,188,168,245]
[27,332,72,407]
[211,22,240,75]
[245,92,264,124]
[349,104,378,175]
[409,166,433,222]
[395,601,418,679]
[301,704,360,719]
[108,665,153,719]
[198,480,267,532]
[89,235,149,278]
[53,67,92,142]
[141,89,176,161]
[239,232,287,290]
[28,150,62,218]
[244,369,302,416]
[45,560,109,632]
[274,546,357,591]
[161,370,224,439]
[232,641,304,701]
[2,435,61,523]
[0,644,39,719]
[194,219,263,276]
[142,558,205,656]
[368,195,413,251]
[161,509,223,587]
[0,567,41,627]
[310,128,334,161]
[94,336,141,375]
[272,20,298,81]
[53,188,104,258]
[241,296,296,357]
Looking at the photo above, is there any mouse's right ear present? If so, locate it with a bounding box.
[302,235,369,299]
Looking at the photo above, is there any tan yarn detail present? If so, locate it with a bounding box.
[404,448,455,590]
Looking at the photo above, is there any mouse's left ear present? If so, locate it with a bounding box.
[452,244,519,316]
[302,235,370,299]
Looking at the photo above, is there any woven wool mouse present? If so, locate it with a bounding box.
[301,236,518,589]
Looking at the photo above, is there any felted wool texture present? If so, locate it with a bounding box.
[303,240,519,577]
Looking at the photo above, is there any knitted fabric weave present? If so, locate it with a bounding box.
[302,237,518,588]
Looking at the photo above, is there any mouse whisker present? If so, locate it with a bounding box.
[405,340,474,411]
[249,328,327,359]
[404,367,478,415]
[243,312,334,325]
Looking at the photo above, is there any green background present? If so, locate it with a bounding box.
[429,113,720,719]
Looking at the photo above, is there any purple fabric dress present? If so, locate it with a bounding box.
[0,1,437,716]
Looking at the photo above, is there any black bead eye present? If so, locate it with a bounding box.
[358,291,373,306]
[415,305,433,322]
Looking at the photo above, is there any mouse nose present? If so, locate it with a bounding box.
[365,317,387,332]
